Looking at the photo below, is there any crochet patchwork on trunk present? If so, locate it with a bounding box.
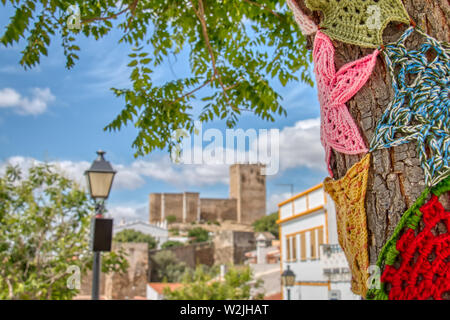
[305,0,410,48]
[324,153,371,296]
[366,177,450,300]
[286,0,318,36]
[313,31,378,176]
[370,27,450,187]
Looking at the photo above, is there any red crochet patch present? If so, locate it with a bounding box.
[381,195,450,300]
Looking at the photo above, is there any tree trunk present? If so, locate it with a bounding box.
[295,0,449,265]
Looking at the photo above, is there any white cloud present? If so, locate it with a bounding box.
[267,192,292,214]
[0,87,55,115]
[278,118,326,172]
[113,164,146,190]
[106,203,149,223]
[0,117,325,191]
[131,157,229,187]
[107,205,142,220]
[0,156,145,191]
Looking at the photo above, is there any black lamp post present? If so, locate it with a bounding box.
[85,150,116,300]
[281,265,296,300]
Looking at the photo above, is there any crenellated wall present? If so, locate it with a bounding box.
[149,164,266,225]
[199,198,237,222]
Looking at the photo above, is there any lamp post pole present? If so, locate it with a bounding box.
[92,202,104,300]
[92,250,101,300]
[85,150,116,301]
[287,288,291,301]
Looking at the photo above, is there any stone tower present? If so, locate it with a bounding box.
[229,163,266,225]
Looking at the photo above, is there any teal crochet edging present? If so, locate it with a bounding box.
[366,177,450,300]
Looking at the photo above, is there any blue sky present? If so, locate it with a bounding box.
[0,5,327,221]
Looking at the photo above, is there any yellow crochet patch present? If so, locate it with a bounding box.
[305,0,410,48]
[324,153,371,296]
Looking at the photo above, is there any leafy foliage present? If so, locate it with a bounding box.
[114,229,158,249]
[188,227,210,243]
[164,265,263,300]
[151,250,187,282]
[0,164,127,300]
[0,0,311,157]
[161,240,184,249]
[252,212,279,238]
[165,215,177,224]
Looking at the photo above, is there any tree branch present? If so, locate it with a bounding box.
[81,3,132,25]
[170,76,215,105]
[126,0,140,31]
[189,0,238,111]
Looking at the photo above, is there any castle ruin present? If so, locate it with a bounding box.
[149,163,266,225]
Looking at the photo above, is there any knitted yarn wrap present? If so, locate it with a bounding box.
[366,177,450,300]
[324,154,371,296]
[313,31,378,176]
[370,27,450,187]
[305,0,410,48]
[286,0,318,36]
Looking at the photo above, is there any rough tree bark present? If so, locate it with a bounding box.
[294,0,449,266]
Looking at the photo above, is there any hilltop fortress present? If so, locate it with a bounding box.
[149,164,266,225]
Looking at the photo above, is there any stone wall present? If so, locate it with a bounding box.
[78,269,106,299]
[148,241,214,281]
[200,198,237,222]
[214,230,256,265]
[149,193,161,224]
[183,192,200,222]
[104,242,149,300]
[162,193,183,222]
[150,192,200,223]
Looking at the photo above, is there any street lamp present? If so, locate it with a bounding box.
[85,150,116,201]
[85,150,116,300]
[281,265,296,300]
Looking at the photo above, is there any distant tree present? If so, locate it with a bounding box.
[164,265,263,300]
[0,164,128,300]
[114,229,157,249]
[161,240,184,249]
[252,212,278,238]
[188,227,210,243]
[166,215,177,224]
[152,251,187,283]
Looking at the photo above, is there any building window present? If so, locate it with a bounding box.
[292,235,297,261]
[286,225,325,262]
[310,229,317,260]
[318,227,324,257]
[286,235,297,261]
[286,237,291,261]
[300,233,306,261]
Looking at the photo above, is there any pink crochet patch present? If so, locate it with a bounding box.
[286,0,318,36]
[313,31,379,176]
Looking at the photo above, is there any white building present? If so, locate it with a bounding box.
[114,220,169,248]
[277,183,360,300]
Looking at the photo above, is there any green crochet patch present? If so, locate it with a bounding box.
[366,177,450,300]
[305,0,410,48]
